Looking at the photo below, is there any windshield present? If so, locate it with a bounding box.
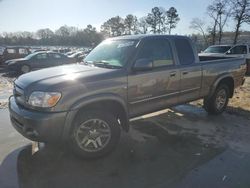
[24,53,37,59]
[84,39,137,68]
[203,46,232,53]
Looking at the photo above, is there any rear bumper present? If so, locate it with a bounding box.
[9,96,68,142]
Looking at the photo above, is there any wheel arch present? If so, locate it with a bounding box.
[62,94,129,141]
[210,75,234,98]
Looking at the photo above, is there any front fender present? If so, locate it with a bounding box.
[61,93,129,140]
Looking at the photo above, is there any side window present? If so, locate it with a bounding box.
[230,45,247,54]
[19,48,29,55]
[137,39,174,67]
[36,53,47,60]
[50,53,62,59]
[6,48,16,54]
[174,38,195,65]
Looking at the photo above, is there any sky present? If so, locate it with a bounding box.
[0,0,249,35]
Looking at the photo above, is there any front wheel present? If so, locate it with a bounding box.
[20,64,30,74]
[203,84,230,115]
[70,110,121,158]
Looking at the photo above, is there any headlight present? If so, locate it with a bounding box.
[28,91,61,108]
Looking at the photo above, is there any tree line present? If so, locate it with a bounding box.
[101,6,180,37]
[190,0,250,46]
[0,25,103,47]
[0,6,180,46]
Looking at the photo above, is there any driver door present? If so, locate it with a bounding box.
[128,38,180,117]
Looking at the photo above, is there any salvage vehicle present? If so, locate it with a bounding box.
[199,45,232,55]
[68,51,86,62]
[5,51,76,74]
[200,44,250,75]
[9,35,246,158]
[0,46,31,65]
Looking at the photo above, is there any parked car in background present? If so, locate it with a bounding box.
[0,46,31,65]
[199,45,232,56]
[5,51,76,74]
[68,51,86,62]
[200,44,250,74]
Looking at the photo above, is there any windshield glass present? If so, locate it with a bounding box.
[203,46,232,53]
[84,39,137,68]
[24,53,37,59]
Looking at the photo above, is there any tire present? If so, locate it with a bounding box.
[20,64,31,74]
[70,110,121,158]
[203,84,230,115]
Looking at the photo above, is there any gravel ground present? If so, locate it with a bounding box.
[0,73,14,109]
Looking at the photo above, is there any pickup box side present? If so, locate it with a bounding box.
[199,57,246,98]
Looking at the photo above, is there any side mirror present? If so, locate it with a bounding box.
[226,50,231,54]
[133,58,153,71]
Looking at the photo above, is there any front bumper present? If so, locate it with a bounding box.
[9,96,67,142]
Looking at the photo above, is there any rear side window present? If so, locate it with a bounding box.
[19,48,29,54]
[7,48,16,54]
[36,53,47,59]
[174,38,195,65]
[50,53,62,59]
[137,39,174,67]
[229,45,247,54]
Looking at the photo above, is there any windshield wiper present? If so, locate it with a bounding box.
[84,60,122,69]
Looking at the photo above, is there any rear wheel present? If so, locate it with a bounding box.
[203,84,230,115]
[70,110,121,158]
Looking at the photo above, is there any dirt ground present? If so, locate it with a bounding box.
[190,76,250,119]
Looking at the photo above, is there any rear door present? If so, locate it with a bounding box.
[128,38,180,117]
[48,53,65,67]
[32,53,49,69]
[174,38,202,103]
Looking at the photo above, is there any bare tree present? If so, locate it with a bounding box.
[190,18,208,46]
[231,0,250,44]
[36,28,54,39]
[207,0,230,44]
[217,0,231,44]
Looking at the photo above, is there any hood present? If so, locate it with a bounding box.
[15,64,115,90]
[5,58,26,65]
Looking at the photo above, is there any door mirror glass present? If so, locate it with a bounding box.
[133,58,153,71]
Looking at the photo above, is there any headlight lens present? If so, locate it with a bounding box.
[28,91,61,107]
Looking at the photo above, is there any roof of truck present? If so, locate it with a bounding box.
[110,34,189,40]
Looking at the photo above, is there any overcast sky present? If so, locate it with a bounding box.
[0,0,249,35]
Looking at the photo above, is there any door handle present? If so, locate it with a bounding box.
[182,71,188,75]
[170,71,176,77]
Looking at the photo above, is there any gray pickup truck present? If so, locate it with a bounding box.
[9,35,246,158]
